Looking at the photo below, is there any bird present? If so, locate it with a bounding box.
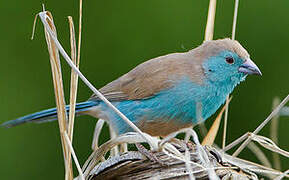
[1,38,261,137]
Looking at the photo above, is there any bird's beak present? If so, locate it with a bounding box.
[238,58,262,76]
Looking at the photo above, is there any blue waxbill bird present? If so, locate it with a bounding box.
[1,38,261,136]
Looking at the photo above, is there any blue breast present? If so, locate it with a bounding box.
[100,76,243,135]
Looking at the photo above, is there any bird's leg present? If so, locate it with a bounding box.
[135,143,166,166]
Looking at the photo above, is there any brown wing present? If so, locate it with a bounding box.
[89,52,204,102]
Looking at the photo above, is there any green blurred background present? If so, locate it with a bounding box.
[1,0,288,179]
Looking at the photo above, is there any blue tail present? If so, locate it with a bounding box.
[1,101,98,128]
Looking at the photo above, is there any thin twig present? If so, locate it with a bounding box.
[189,129,219,179]
[64,132,85,180]
[38,11,159,150]
[224,132,250,152]
[77,0,82,67]
[252,134,289,158]
[92,119,105,151]
[221,149,288,179]
[231,0,239,40]
[204,0,217,41]
[233,94,289,156]
[222,0,240,150]
[274,169,289,180]
[222,96,229,149]
[43,11,70,179]
[248,142,272,168]
[66,16,77,180]
[270,97,281,170]
[31,14,38,40]
[68,16,77,143]
[109,123,119,156]
[185,147,196,180]
[91,119,106,161]
[120,143,128,153]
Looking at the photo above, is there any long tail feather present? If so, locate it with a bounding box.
[1,101,98,128]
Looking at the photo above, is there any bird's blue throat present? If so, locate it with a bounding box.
[100,75,246,135]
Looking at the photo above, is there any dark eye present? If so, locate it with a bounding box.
[225,57,234,64]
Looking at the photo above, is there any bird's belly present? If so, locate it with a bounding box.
[98,95,197,136]
[96,78,230,136]
[137,118,192,136]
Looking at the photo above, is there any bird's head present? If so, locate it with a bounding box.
[193,38,261,84]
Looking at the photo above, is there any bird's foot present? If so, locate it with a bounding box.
[135,143,167,166]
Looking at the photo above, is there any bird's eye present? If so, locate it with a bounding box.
[225,57,234,64]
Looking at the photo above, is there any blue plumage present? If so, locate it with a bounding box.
[100,71,245,135]
[1,39,261,136]
[1,101,97,127]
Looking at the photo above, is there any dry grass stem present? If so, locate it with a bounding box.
[64,132,84,180]
[204,0,217,41]
[68,16,77,142]
[274,169,289,180]
[77,0,83,67]
[42,11,72,179]
[109,123,119,156]
[224,132,249,151]
[185,146,196,180]
[66,16,78,180]
[40,3,83,179]
[31,14,38,40]
[252,134,289,158]
[39,10,158,150]
[189,129,219,179]
[161,128,219,179]
[91,119,105,151]
[222,151,289,178]
[231,0,239,41]
[225,130,289,161]
[247,142,272,168]
[222,0,240,150]
[91,119,105,162]
[202,97,231,146]
[222,96,230,149]
[119,143,128,153]
[233,94,289,156]
[271,97,281,170]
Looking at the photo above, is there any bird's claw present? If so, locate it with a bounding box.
[135,143,167,166]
